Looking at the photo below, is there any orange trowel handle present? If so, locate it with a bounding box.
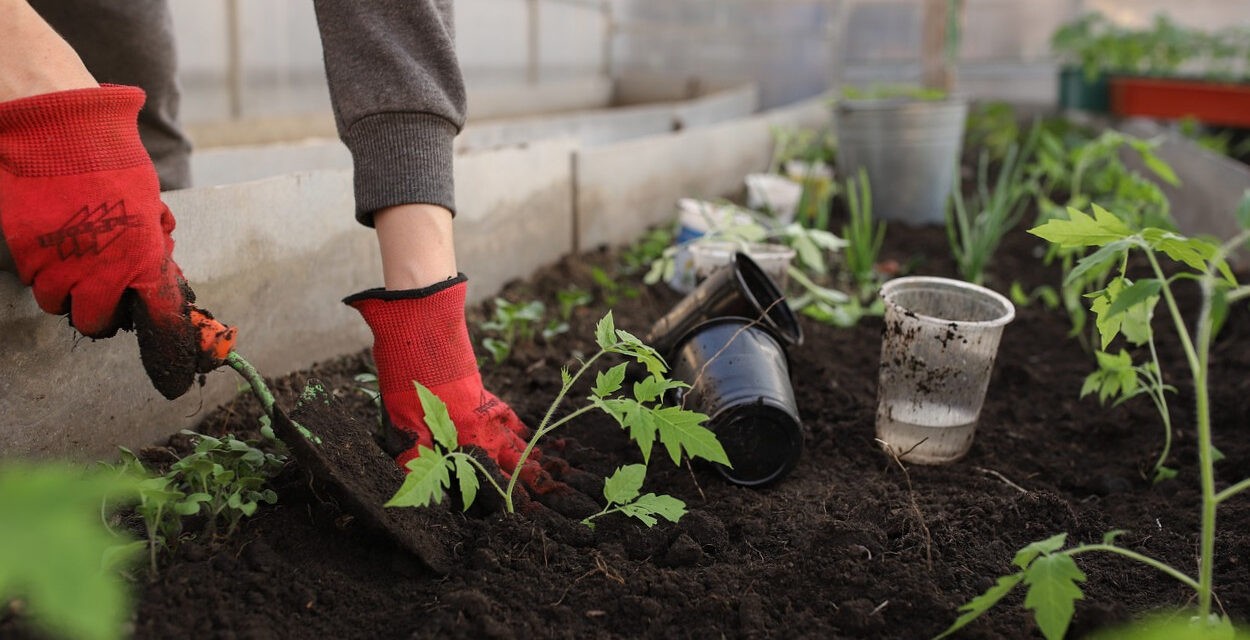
[190,307,238,365]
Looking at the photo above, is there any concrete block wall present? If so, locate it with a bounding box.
[1,93,828,460]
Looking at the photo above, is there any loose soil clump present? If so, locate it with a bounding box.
[100,223,1250,637]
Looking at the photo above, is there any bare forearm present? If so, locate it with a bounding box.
[0,0,96,101]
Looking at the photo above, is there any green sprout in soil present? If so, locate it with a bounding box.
[841,167,886,304]
[480,298,547,364]
[946,126,1038,286]
[386,312,729,522]
[937,203,1250,638]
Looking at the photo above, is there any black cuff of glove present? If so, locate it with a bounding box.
[342,273,467,305]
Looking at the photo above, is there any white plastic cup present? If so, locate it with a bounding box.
[745,174,803,224]
[690,241,795,290]
[875,277,1015,464]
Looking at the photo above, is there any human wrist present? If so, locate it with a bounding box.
[0,0,98,102]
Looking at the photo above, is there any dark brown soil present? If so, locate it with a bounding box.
[92,222,1250,637]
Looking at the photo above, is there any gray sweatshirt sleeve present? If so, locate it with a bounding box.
[311,0,467,226]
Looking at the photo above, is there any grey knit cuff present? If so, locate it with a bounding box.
[342,112,459,226]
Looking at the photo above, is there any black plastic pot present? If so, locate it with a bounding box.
[669,317,802,487]
[645,252,802,361]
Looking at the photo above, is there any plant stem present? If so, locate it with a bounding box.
[1215,478,1250,504]
[1144,334,1174,478]
[503,349,609,511]
[1194,273,1218,618]
[461,454,510,503]
[1147,249,1213,617]
[1066,544,1199,592]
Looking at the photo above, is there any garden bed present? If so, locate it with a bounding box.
[121,219,1250,638]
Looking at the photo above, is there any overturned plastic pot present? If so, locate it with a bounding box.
[645,252,803,361]
[669,317,802,487]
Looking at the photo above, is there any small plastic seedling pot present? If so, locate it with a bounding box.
[645,252,803,360]
[875,276,1015,465]
[668,199,757,293]
[689,240,796,290]
[669,317,802,487]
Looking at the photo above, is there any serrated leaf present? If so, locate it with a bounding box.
[595,312,618,349]
[452,454,479,512]
[413,382,458,451]
[593,363,628,399]
[560,366,573,387]
[602,464,646,504]
[617,505,658,527]
[934,573,1026,639]
[1023,553,1087,640]
[1119,293,1157,347]
[628,493,687,524]
[595,397,659,463]
[1063,242,1129,291]
[1029,205,1132,248]
[634,375,683,404]
[385,448,452,508]
[1013,533,1068,570]
[1144,230,1218,273]
[652,406,727,466]
[1105,279,1162,319]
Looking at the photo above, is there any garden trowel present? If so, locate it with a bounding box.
[193,312,452,574]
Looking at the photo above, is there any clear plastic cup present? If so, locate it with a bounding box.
[875,276,1015,464]
[690,241,795,289]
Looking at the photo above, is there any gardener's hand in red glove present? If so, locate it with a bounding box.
[0,85,233,398]
[346,276,599,518]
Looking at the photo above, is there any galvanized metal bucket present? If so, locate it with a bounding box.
[834,98,968,226]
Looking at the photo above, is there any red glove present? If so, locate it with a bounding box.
[0,85,226,398]
[345,277,579,500]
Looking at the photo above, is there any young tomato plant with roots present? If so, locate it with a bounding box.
[387,312,729,523]
[937,204,1250,639]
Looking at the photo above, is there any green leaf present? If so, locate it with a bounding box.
[1105,278,1162,319]
[595,312,618,350]
[1023,553,1087,640]
[1153,466,1178,484]
[652,406,727,466]
[1136,146,1180,186]
[1029,205,1133,248]
[385,448,452,508]
[622,493,687,525]
[1237,190,1250,230]
[452,454,479,512]
[602,464,646,504]
[413,382,457,451]
[594,397,658,463]
[592,363,628,399]
[934,573,1026,639]
[1013,533,1068,570]
[1144,230,1219,273]
[0,463,143,640]
[634,375,683,404]
[1101,529,1127,545]
[482,337,510,364]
